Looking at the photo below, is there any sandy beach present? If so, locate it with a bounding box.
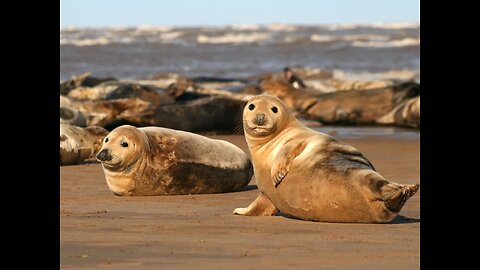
[60,134,420,269]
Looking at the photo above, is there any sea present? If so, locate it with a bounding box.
[60,22,419,81]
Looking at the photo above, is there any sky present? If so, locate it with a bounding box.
[60,0,419,28]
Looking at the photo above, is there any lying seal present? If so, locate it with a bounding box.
[233,95,419,223]
[96,125,253,196]
[60,123,109,165]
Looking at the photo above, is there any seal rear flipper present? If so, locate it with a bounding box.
[383,183,419,212]
[233,193,279,216]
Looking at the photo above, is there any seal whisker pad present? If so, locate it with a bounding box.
[96,125,253,196]
[234,95,419,223]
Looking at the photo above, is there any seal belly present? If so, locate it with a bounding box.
[284,171,376,222]
[165,161,253,195]
[256,161,378,222]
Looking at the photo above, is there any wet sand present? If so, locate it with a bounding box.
[60,134,420,269]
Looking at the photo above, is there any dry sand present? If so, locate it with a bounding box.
[60,134,420,269]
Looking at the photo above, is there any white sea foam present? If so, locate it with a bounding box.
[264,23,296,32]
[341,34,390,41]
[135,25,173,32]
[324,23,361,31]
[60,23,418,47]
[107,26,132,32]
[333,69,420,81]
[370,22,419,29]
[352,38,419,48]
[310,34,390,43]
[159,31,184,42]
[60,37,111,46]
[310,34,337,42]
[230,24,261,31]
[196,33,270,44]
[60,30,184,46]
[325,22,419,31]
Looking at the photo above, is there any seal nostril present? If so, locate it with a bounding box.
[97,149,112,161]
[255,113,267,126]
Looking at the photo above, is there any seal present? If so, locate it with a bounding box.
[60,123,109,165]
[233,95,419,223]
[96,125,253,196]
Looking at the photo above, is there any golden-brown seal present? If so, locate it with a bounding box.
[96,125,253,196]
[233,95,419,223]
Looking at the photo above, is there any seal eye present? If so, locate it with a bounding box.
[271,107,278,113]
[121,142,129,148]
[248,104,255,110]
[105,138,109,143]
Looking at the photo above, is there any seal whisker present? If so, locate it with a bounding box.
[233,120,244,135]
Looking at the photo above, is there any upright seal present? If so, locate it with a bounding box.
[233,95,419,223]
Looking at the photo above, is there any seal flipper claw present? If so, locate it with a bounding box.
[383,183,419,212]
[271,141,306,188]
[272,161,290,187]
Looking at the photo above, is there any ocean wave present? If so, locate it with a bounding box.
[196,33,270,44]
[134,25,173,32]
[325,22,419,31]
[310,34,337,42]
[230,24,261,31]
[370,22,419,29]
[264,23,296,32]
[352,38,419,48]
[61,30,185,46]
[310,34,390,43]
[60,24,418,47]
[159,31,184,41]
[60,26,133,32]
[105,26,134,32]
[341,34,390,41]
[60,37,111,46]
[332,69,420,81]
[324,23,361,31]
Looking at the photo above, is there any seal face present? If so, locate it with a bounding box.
[243,98,287,138]
[96,125,253,196]
[96,127,144,171]
[234,95,419,223]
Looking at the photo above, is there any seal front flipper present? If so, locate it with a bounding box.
[271,141,306,187]
[233,193,278,216]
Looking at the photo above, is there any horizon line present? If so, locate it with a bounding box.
[60,21,420,30]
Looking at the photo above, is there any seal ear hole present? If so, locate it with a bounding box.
[271,107,278,113]
[121,142,129,148]
[105,138,109,143]
[248,104,255,110]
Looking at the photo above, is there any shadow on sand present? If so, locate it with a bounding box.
[385,215,420,224]
[274,212,420,224]
[234,184,258,192]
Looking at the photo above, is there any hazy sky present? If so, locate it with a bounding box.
[60,0,419,27]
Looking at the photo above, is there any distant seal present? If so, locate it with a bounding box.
[283,67,306,89]
[60,96,87,127]
[233,95,419,223]
[60,123,109,165]
[96,125,253,196]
